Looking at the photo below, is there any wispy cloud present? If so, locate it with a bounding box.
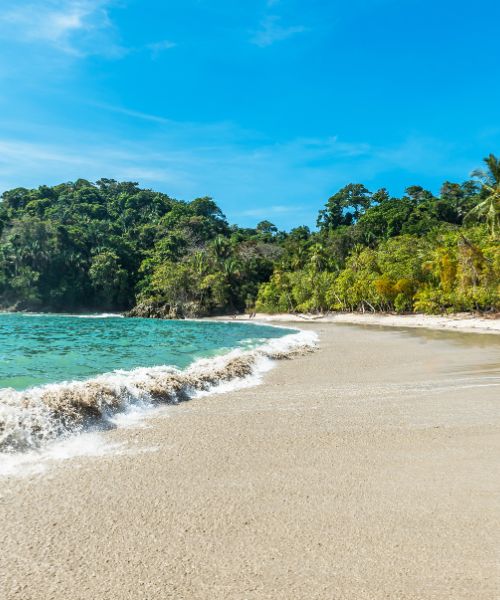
[0,0,123,57]
[91,102,175,126]
[251,15,307,47]
[238,205,305,218]
[0,137,190,190]
[0,107,477,228]
[147,39,177,59]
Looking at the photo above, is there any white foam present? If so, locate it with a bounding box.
[192,355,275,398]
[0,327,318,476]
[0,433,126,478]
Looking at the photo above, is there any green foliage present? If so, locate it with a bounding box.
[256,154,499,315]
[89,251,129,309]
[1,154,499,316]
[317,183,372,230]
[466,154,500,236]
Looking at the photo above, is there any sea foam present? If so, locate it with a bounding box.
[0,328,317,456]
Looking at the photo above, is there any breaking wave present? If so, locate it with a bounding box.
[0,328,317,454]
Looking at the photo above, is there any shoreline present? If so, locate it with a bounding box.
[212,311,500,334]
[2,308,500,335]
[1,322,499,598]
[0,322,313,456]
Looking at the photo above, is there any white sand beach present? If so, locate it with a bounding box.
[1,322,499,599]
[219,311,500,335]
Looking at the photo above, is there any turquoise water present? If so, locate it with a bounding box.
[0,314,294,391]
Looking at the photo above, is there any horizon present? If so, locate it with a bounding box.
[1,0,499,229]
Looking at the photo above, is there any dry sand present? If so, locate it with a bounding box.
[1,323,500,599]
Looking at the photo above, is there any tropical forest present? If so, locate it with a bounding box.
[0,154,498,317]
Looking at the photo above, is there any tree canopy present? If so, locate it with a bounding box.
[0,154,498,316]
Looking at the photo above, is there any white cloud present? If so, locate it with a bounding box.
[0,105,478,227]
[147,39,177,59]
[251,15,307,47]
[0,137,190,191]
[0,0,123,57]
[91,103,175,126]
[238,205,305,218]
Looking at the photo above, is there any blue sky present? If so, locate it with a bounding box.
[0,0,499,228]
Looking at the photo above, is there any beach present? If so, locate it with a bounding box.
[219,312,500,335]
[1,322,499,599]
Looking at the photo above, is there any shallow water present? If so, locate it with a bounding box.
[0,314,313,455]
[0,313,294,390]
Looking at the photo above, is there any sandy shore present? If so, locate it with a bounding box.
[1,323,499,599]
[217,311,500,334]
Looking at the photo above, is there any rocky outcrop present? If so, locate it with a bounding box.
[126,301,208,319]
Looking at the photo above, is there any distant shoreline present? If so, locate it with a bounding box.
[3,307,500,334]
[211,311,500,334]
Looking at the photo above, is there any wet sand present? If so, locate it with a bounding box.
[218,311,500,334]
[1,323,499,599]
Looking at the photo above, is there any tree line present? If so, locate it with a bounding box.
[0,155,498,316]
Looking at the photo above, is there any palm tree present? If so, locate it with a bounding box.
[468,153,500,236]
[190,251,207,277]
[211,235,231,260]
[308,243,327,272]
[223,258,241,280]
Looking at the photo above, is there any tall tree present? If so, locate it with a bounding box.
[317,184,372,230]
[468,154,500,236]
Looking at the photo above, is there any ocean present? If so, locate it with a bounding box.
[0,314,316,460]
